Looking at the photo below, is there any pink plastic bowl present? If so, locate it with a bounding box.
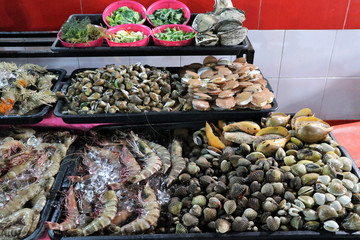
[58,32,104,48]
[146,0,191,27]
[151,24,195,47]
[103,0,146,28]
[106,24,151,47]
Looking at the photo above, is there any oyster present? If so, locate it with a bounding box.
[216,8,246,23]
[192,14,218,33]
[218,27,248,46]
[195,32,219,46]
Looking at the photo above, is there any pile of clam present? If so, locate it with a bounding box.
[180,56,274,111]
[158,108,360,234]
[192,0,248,46]
[61,63,189,114]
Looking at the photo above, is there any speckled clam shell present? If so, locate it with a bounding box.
[232,216,249,232]
[266,216,281,231]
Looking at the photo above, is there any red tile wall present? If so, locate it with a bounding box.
[0,0,358,31]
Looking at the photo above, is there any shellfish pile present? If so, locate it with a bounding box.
[157,108,360,234]
[0,128,76,239]
[0,62,58,115]
[61,63,189,114]
[192,0,248,46]
[181,56,274,110]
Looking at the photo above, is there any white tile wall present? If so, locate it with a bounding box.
[248,30,285,78]
[320,77,360,119]
[78,57,130,68]
[276,77,327,115]
[266,77,279,96]
[280,30,336,78]
[30,57,80,73]
[129,56,180,67]
[328,30,360,77]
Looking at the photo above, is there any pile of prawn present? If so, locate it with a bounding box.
[45,130,186,236]
[0,62,58,115]
[0,127,76,239]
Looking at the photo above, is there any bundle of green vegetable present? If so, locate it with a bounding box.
[106,6,143,26]
[154,27,195,41]
[109,30,146,43]
[147,8,186,26]
[60,17,105,44]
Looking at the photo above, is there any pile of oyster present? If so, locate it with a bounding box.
[192,0,248,46]
[156,108,360,234]
[180,56,274,111]
[61,63,190,114]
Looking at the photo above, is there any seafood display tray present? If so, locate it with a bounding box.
[47,122,360,240]
[24,144,76,240]
[53,68,278,124]
[50,14,254,63]
[0,68,66,125]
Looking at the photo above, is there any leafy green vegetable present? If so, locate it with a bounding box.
[106,6,143,26]
[60,17,105,44]
[147,8,186,26]
[154,27,195,41]
[109,30,146,43]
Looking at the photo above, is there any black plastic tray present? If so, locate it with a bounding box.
[53,68,278,124]
[22,144,76,240]
[48,122,360,240]
[0,68,66,125]
[50,14,254,63]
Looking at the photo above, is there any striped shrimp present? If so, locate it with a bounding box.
[120,145,141,183]
[164,139,186,187]
[0,179,46,218]
[144,140,171,174]
[112,184,160,235]
[127,132,162,184]
[0,208,34,238]
[31,190,47,213]
[67,190,118,236]
[45,185,79,232]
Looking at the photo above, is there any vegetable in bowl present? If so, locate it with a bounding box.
[60,17,105,44]
[147,8,186,26]
[109,30,147,43]
[154,27,195,41]
[106,6,143,26]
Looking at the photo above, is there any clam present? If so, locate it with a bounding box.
[232,216,249,232]
[218,27,248,46]
[262,198,279,212]
[266,216,281,231]
[215,20,243,33]
[203,207,217,222]
[182,213,199,227]
[195,32,219,46]
[190,205,202,217]
[291,164,307,177]
[192,195,207,207]
[339,157,353,172]
[176,223,188,233]
[262,113,291,127]
[342,213,360,230]
[323,220,339,232]
[224,200,237,214]
[216,8,246,22]
[327,180,347,196]
[303,221,320,231]
[265,169,284,182]
[168,201,183,215]
[313,193,326,205]
[298,186,314,196]
[290,216,303,230]
[261,183,274,197]
[215,219,231,233]
[208,197,222,209]
[295,123,333,143]
[317,205,338,222]
[303,209,319,221]
[284,155,296,166]
[243,208,258,220]
[301,173,320,186]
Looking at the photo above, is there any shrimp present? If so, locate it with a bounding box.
[45,185,79,232]
[120,145,141,182]
[28,213,40,236]
[0,138,26,158]
[114,184,160,234]
[111,209,133,226]
[0,156,35,181]
[0,208,34,238]
[164,139,186,187]
[144,140,171,174]
[0,179,46,218]
[128,132,162,184]
[67,190,118,236]
[31,190,47,213]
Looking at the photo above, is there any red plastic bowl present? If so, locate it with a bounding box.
[146,0,191,27]
[103,0,146,28]
[151,24,195,47]
[106,24,151,47]
[58,32,104,48]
